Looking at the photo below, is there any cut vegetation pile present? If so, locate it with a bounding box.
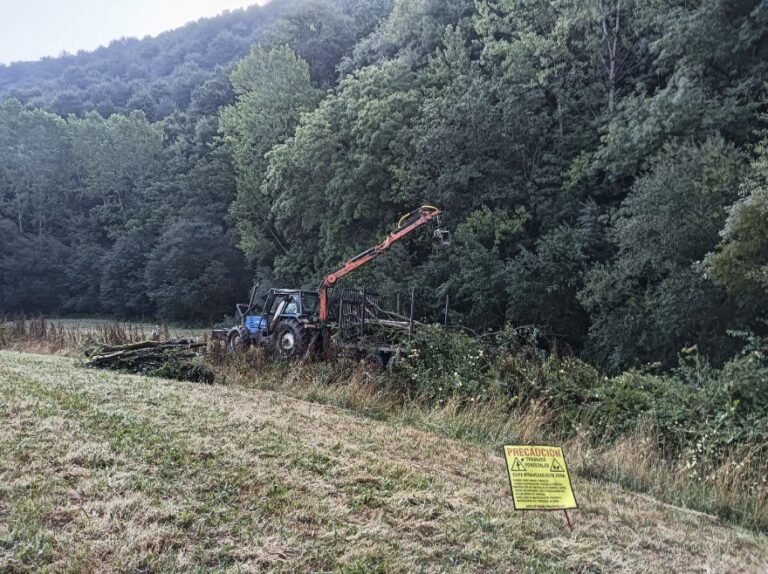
[86,339,213,383]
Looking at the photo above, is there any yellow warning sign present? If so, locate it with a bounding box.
[503,445,577,510]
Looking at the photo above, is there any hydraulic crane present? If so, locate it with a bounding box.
[318,205,450,322]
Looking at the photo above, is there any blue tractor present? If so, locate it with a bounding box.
[225,288,321,358]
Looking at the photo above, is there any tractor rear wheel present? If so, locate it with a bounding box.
[274,319,310,359]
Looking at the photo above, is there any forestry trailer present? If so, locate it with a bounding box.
[216,206,450,366]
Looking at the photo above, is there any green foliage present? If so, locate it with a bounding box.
[144,220,250,322]
[99,231,155,318]
[507,202,603,345]
[422,207,530,330]
[399,325,493,401]
[594,0,765,180]
[63,243,107,314]
[580,138,747,369]
[708,136,768,306]
[399,324,768,480]
[69,111,164,235]
[341,0,474,71]
[269,0,356,86]
[0,99,72,236]
[220,45,319,264]
[0,231,69,314]
[589,348,768,479]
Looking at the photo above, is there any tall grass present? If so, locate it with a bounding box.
[0,315,159,355]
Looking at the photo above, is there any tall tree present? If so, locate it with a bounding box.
[580,138,745,369]
[0,99,73,236]
[269,0,356,87]
[69,111,163,236]
[707,134,768,319]
[220,45,319,265]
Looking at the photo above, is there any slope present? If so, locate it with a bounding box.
[0,351,766,573]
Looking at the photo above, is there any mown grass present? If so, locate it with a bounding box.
[1,351,767,573]
[214,351,768,535]
[3,317,768,557]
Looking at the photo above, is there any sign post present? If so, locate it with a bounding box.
[503,445,577,530]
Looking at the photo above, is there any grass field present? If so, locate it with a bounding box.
[1,351,767,573]
[46,318,208,341]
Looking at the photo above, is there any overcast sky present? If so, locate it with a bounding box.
[0,0,268,65]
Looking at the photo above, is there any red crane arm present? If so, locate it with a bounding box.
[318,206,443,321]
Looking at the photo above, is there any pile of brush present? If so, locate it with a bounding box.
[85,339,214,383]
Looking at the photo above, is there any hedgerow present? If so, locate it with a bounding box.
[398,325,768,478]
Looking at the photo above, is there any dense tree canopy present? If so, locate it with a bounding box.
[1,0,767,369]
[0,1,294,119]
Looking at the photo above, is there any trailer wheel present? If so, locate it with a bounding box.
[274,319,310,359]
[363,352,386,371]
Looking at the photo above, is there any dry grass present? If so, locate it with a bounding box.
[0,316,205,357]
[2,351,766,573]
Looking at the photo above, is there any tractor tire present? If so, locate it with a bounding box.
[227,328,249,353]
[274,319,310,359]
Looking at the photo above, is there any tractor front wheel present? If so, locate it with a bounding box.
[227,327,250,353]
[363,352,386,371]
[274,319,310,359]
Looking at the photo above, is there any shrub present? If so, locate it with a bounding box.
[397,324,768,477]
[398,325,494,402]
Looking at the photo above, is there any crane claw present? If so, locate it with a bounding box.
[433,228,451,247]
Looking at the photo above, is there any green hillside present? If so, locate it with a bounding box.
[2,0,766,375]
[0,0,390,119]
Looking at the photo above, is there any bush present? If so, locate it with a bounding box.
[397,324,768,476]
[398,325,495,402]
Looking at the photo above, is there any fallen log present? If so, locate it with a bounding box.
[85,339,204,357]
[85,339,213,383]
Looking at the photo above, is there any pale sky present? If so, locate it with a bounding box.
[0,0,269,65]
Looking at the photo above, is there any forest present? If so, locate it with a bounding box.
[1,0,767,373]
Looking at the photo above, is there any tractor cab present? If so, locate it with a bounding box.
[253,289,319,333]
